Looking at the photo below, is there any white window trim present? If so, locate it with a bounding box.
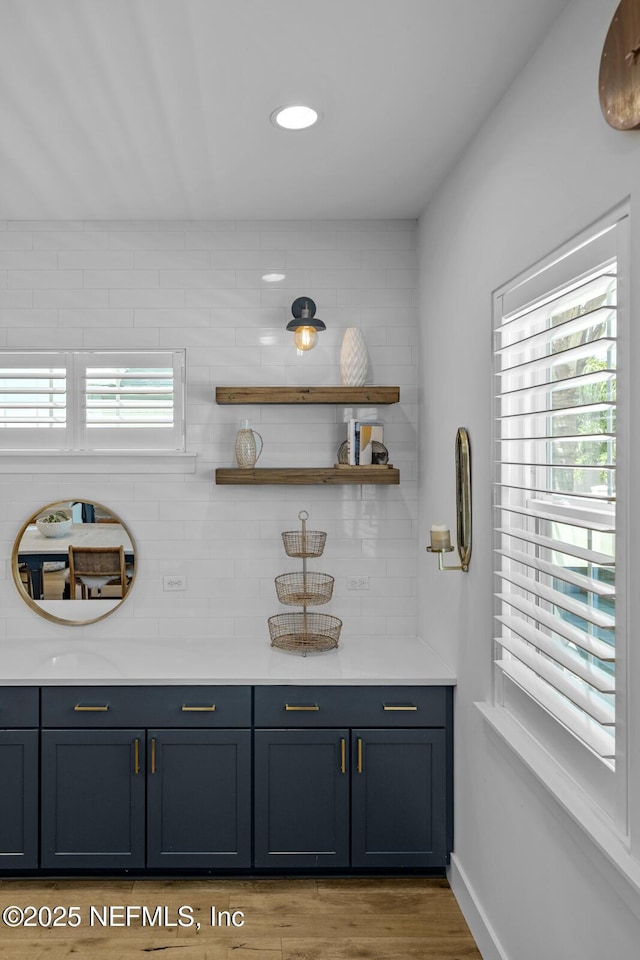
[476,700,640,924]
[0,450,198,474]
[488,204,629,839]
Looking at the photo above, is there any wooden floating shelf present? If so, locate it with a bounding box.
[215,466,400,485]
[215,386,400,405]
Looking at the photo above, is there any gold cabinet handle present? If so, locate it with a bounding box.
[383,705,418,711]
[74,704,109,712]
[340,737,346,774]
[357,737,363,774]
[181,705,216,712]
[134,738,140,775]
[151,738,156,775]
[285,704,319,711]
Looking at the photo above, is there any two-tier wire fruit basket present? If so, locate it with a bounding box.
[268,510,342,654]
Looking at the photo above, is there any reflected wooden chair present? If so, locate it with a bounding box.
[67,545,129,600]
[18,563,34,598]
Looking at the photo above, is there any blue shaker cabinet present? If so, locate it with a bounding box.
[40,686,252,871]
[146,728,251,869]
[41,728,146,869]
[351,727,448,868]
[2,683,452,874]
[0,688,39,870]
[253,685,452,871]
[254,728,350,868]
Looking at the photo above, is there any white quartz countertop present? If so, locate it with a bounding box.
[0,636,455,686]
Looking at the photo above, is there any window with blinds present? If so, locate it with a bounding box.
[0,349,185,452]
[0,353,67,449]
[493,221,623,768]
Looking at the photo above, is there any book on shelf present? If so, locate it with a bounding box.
[346,419,384,465]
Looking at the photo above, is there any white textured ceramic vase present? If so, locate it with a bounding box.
[340,327,369,386]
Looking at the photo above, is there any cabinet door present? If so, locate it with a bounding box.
[351,728,447,868]
[254,729,349,868]
[41,729,145,869]
[0,730,38,870]
[146,729,251,869]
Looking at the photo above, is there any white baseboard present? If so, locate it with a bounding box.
[448,853,509,960]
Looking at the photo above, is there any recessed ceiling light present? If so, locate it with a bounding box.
[270,105,319,130]
[262,272,286,282]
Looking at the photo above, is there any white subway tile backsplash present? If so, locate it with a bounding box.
[185,231,261,250]
[107,231,185,249]
[209,250,287,269]
[0,252,57,269]
[83,328,161,348]
[84,269,159,288]
[286,249,362,269]
[361,249,418,269]
[33,231,109,250]
[109,289,186,308]
[310,269,387,289]
[261,230,337,250]
[0,290,33,307]
[58,308,134,327]
[1,218,418,644]
[0,232,34,250]
[386,269,419,288]
[236,269,310,289]
[337,230,414,250]
[185,288,261,309]
[58,252,135,269]
[8,270,82,288]
[7,328,85,348]
[337,288,413,309]
[133,308,210,327]
[8,220,84,232]
[159,269,236,289]
[0,309,57,327]
[34,289,109,308]
[134,251,211,269]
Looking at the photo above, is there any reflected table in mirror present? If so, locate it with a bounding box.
[18,523,135,602]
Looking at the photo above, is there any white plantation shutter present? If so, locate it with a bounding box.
[79,350,184,451]
[0,352,68,449]
[494,220,623,766]
[0,350,185,452]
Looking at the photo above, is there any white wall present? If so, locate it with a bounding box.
[0,219,418,650]
[417,0,640,957]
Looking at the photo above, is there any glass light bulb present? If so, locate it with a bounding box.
[293,326,318,351]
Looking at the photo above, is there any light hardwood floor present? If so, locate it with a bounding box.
[0,877,482,959]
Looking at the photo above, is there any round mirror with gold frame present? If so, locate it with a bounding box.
[12,499,136,626]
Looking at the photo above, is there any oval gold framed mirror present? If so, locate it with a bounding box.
[455,427,472,571]
[12,499,136,626]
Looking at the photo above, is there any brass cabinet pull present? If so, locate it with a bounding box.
[181,705,216,712]
[285,704,319,711]
[383,705,418,711]
[134,738,140,775]
[357,737,363,774]
[74,704,109,712]
[340,737,346,774]
[151,738,156,775]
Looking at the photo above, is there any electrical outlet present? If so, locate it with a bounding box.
[163,575,186,591]
[347,576,370,591]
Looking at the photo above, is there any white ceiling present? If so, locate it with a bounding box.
[0,0,571,221]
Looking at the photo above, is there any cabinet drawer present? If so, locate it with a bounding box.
[41,686,251,728]
[0,687,39,727]
[254,685,449,728]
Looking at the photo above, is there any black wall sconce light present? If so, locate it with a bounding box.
[287,297,326,351]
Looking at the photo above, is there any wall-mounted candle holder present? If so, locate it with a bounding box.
[426,427,472,572]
